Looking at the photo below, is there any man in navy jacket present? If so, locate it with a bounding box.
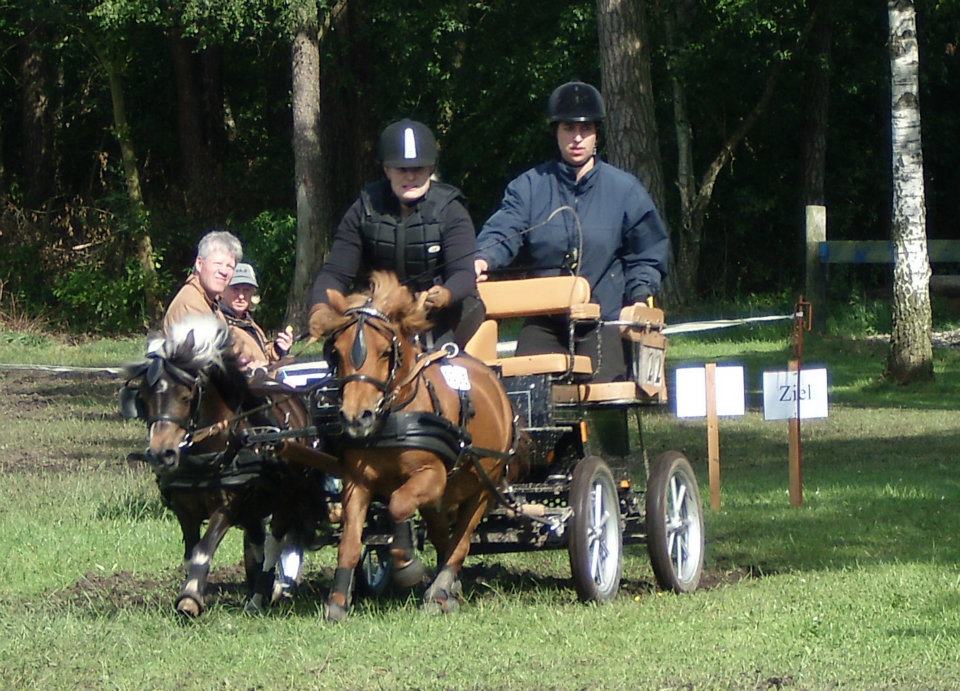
[475,81,669,382]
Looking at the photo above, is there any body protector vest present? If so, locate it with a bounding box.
[359,180,464,291]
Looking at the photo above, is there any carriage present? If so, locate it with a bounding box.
[289,274,705,604]
[125,273,704,615]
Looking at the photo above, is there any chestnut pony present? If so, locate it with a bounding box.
[309,272,517,620]
[123,315,329,616]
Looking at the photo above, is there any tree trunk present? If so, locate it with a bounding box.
[801,0,832,207]
[597,0,677,305]
[20,22,56,207]
[886,0,933,383]
[99,47,162,326]
[286,0,330,329]
[169,33,216,213]
[436,0,470,137]
[200,45,228,165]
[596,0,666,209]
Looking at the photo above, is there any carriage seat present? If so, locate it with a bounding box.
[464,276,598,377]
[465,279,668,402]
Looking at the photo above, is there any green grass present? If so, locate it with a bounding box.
[2,327,960,689]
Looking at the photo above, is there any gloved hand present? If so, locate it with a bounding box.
[422,285,452,311]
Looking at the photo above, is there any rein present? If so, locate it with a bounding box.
[185,397,286,446]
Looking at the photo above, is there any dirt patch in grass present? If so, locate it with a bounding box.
[52,564,255,614]
[0,369,137,474]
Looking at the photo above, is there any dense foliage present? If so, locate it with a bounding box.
[0,0,956,332]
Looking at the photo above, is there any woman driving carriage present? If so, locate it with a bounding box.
[473,81,670,382]
[309,119,484,349]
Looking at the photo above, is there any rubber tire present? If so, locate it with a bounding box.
[355,544,393,597]
[567,455,623,603]
[645,451,704,593]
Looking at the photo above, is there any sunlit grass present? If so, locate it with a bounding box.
[1,329,960,688]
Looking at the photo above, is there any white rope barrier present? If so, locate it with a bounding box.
[1,313,802,373]
[663,312,802,335]
[0,363,124,374]
[495,312,801,356]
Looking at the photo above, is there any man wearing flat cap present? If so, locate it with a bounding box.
[221,263,294,370]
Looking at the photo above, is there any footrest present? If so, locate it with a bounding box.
[552,382,640,404]
[494,354,593,377]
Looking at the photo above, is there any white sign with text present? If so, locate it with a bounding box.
[675,366,746,418]
[762,368,828,420]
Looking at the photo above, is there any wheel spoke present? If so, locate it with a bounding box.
[590,537,601,580]
[674,484,687,516]
[592,482,603,524]
[675,533,683,574]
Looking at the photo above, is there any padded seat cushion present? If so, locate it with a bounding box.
[478,276,592,318]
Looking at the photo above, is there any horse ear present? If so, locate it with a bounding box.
[327,289,348,312]
[175,328,197,361]
[309,302,344,339]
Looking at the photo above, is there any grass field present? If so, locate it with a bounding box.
[1,326,959,689]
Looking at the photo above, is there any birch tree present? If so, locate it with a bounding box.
[886,0,933,383]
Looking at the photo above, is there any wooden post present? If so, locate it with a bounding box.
[788,359,803,506]
[705,363,721,510]
[805,205,827,331]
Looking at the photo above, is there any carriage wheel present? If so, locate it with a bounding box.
[568,455,623,603]
[355,544,392,597]
[645,451,704,593]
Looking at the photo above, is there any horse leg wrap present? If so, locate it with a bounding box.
[324,566,355,623]
[390,519,415,559]
[390,519,426,589]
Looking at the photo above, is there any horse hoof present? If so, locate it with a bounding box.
[324,601,349,623]
[175,595,203,618]
[392,558,427,589]
[422,595,460,615]
[244,594,266,615]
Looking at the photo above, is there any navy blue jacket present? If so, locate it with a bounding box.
[477,159,669,319]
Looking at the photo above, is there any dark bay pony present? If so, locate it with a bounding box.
[123,315,331,616]
[309,272,517,620]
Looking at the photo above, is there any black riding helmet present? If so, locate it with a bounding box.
[378,119,438,168]
[546,81,606,123]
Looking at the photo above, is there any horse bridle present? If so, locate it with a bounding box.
[128,353,206,443]
[326,302,406,417]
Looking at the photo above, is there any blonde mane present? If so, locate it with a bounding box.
[150,315,232,371]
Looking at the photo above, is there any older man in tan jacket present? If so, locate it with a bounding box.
[163,230,243,333]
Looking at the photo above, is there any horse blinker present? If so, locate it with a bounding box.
[350,315,368,368]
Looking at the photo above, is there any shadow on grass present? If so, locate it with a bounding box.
[44,555,663,620]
